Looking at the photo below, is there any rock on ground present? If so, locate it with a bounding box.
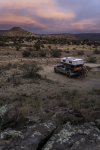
[0,103,21,129]
[0,103,26,130]
[0,121,56,150]
[43,122,100,150]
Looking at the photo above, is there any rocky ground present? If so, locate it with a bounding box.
[0,103,100,150]
[0,46,100,149]
[0,62,100,149]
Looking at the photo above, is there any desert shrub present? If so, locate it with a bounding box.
[91,88,100,95]
[22,63,42,78]
[0,63,18,73]
[85,66,92,71]
[65,50,69,53]
[39,50,47,57]
[77,50,84,55]
[0,41,5,46]
[50,49,61,58]
[73,47,76,50]
[28,47,34,51]
[15,44,21,51]
[48,45,51,49]
[87,56,97,63]
[34,40,42,51]
[22,50,31,57]
[31,51,39,57]
[71,89,79,97]
[93,49,100,54]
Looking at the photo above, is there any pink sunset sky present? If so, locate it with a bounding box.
[0,0,100,34]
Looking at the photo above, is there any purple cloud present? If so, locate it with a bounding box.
[0,0,100,33]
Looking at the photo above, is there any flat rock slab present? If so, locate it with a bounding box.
[0,121,56,150]
[43,122,100,150]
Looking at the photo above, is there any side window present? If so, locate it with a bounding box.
[69,61,72,64]
[61,65,64,68]
[58,65,64,68]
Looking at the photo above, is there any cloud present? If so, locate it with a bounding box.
[0,0,56,10]
[70,19,100,32]
[36,11,75,20]
[0,0,100,33]
[0,0,75,21]
[0,14,46,29]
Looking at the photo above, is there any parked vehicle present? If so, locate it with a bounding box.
[54,57,87,77]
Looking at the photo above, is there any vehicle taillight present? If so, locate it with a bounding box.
[74,67,81,72]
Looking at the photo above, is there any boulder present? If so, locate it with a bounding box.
[0,103,21,129]
[95,119,100,130]
[43,122,100,150]
[52,108,85,125]
[0,129,24,150]
[20,121,56,150]
[0,129,24,140]
[0,121,56,150]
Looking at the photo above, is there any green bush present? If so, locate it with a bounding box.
[50,49,61,58]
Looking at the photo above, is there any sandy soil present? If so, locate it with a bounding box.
[40,64,100,92]
[0,46,100,122]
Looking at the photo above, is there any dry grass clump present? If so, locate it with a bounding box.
[22,50,31,57]
[22,48,47,58]
[21,63,42,79]
[93,49,100,54]
[87,56,97,63]
[77,50,84,56]
[50,49,61,58]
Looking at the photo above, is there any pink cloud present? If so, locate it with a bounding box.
[36,11,75,20]
[0,0,76,21]
[0,0,55,9]
[70,19,100,31]
[0,0,100,33]
[0,15,46,29]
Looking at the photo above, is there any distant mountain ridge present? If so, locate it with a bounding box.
[75,33,100,40]
[40,33,77,40]
[0,27,35,37]
[0,27,100,40]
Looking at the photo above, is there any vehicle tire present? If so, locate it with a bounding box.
[54,68,58,73]
[67,70,72,78]
[79,67,88,78]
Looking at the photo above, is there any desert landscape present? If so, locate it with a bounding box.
[0,27,100,149]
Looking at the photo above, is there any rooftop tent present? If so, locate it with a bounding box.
[61,57,84,66]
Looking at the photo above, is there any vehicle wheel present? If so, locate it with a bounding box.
[67,70,72,78]
[54,68,57,73]
[79,67,88,78]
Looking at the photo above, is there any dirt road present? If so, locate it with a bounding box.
[40,64,100,92]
